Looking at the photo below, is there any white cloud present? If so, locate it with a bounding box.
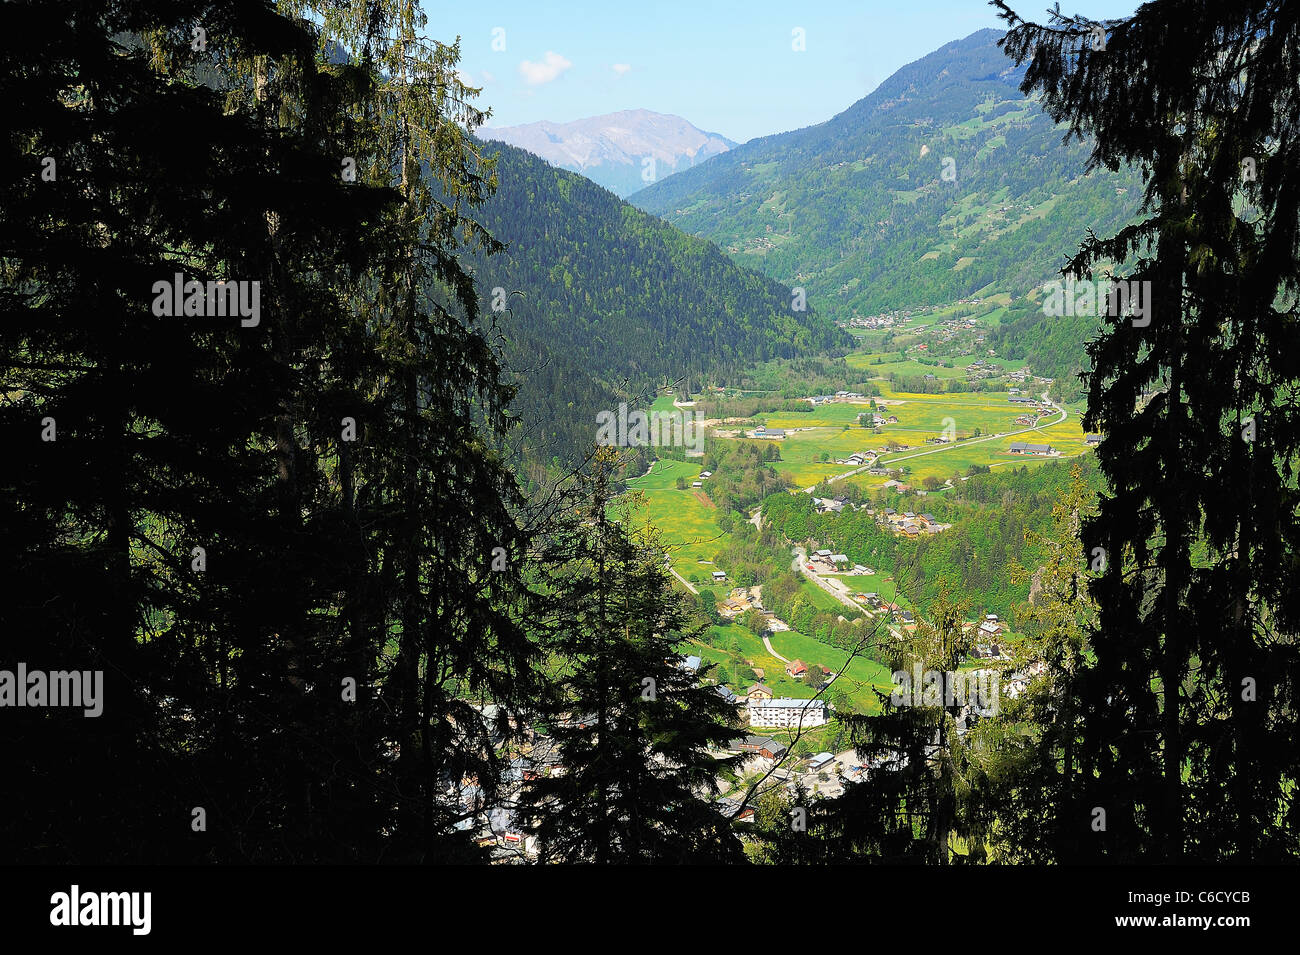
[612,63,631,75]
[518,51,572,86]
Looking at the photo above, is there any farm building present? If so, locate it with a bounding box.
[1008,441,1054,455]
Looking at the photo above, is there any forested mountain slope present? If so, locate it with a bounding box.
[633,29,1143,322]
[466,140,849,477]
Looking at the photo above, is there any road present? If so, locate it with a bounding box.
[791,546,863,612]
[801,391,1067,493]
[762,636,790,663]
[666,563,698,594]
[792,545,905,640]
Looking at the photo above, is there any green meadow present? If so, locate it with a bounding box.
[690,623,897,715]
[624,458,724,578]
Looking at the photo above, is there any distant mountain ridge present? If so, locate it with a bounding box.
[481,109,737,198]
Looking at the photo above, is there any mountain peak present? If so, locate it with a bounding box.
[481,110,738,198]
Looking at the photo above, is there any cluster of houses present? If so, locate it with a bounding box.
[717,587,782,630]
[968,613,1007,659]
[852,593,915,624]
[813,494,855,514]
[879,509,949,537]
[806,390,869,406]
[860,411,900,428]
[964,358,1005,381]
[841,312,901,330]
[806,548,872,575]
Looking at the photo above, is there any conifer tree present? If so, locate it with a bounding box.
[823,589,997,863]
[517,451,745,863]
[990,464,1099,862]
[1,0,539,863]
[996,0,1300,860]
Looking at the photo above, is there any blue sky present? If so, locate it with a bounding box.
[423,0,1141,143]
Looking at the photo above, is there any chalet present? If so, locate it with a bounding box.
[758,740,789,760]
[814,549,833,558]
[785,660,809,677]
[830,554,850,566]
[682,655,702,673]
[691,480,702,488]
[715,685,739,704]
[887,415,899,424]
[699,470,713,478]
[1085,434,1102,446]
[711,570,727,581]
[745,683,774,702]
[730,735,788,760]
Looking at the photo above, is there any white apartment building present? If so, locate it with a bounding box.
[747,697,829,730]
